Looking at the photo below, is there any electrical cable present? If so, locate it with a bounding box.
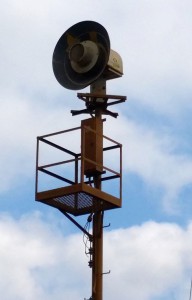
[83,213,93,257]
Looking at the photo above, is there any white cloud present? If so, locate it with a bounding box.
[104,220,192,300]
[105,115,192,212]
[0,89,79,193]
[119,0,192,116]
[0,212,191,300]
[0,212,90,300]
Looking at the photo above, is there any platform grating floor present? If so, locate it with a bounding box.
[53,192,93,209]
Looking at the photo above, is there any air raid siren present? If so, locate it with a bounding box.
[36,21,126,300]
[52,20,123,90]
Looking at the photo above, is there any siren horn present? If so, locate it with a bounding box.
[52,21,110,90]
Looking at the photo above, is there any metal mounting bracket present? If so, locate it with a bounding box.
[58,209,93,240]
[71,93,127,118]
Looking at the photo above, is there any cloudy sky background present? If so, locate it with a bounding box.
[0,0,192,299]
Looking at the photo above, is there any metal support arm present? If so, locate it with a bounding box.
[58,209,93,240]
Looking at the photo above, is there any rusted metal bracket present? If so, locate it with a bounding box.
[58,209,93,240]
[102,270,111,275]
[71,93,127,118]
[103,223,110,228]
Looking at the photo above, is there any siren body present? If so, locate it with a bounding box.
[52,21,123,91]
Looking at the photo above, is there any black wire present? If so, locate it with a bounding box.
[83,213,93,257]
[83,222,89,256]
[83,220,92,256]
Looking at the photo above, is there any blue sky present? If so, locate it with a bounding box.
[0,0,192,299]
